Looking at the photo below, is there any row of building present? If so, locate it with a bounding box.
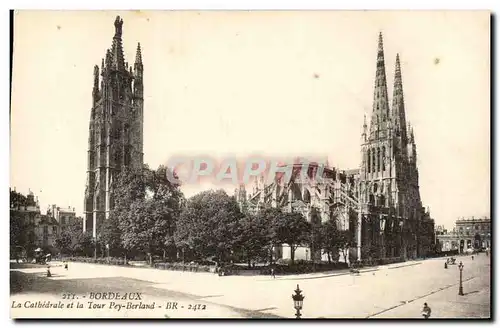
[436,216,491,254]
[10,188,81,254]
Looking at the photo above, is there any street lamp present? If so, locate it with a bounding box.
[291,284,305,319]
[458,261,464,296]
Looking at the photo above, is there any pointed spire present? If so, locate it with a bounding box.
[93,65,99,89]
[378,31,384,52]
[407,122,413,142]
[110,16,125,71]
[369,32,390,138]
[391,53,408,142]
[362,114,367,142]
[92,65,100,105]
[135,42,143,64]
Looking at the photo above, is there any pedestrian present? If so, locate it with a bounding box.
[472,255,474,260]
[46,265,52,278]
[271,267,275,279]
[64,262,68,270]
[444,261,448,269]
[421,303,431,319]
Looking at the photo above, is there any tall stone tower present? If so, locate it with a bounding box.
[84,16,144,237]
[358,33,421,260]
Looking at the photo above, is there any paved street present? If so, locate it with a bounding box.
[10,254,490,319]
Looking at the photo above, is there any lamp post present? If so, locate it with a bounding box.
[458,261,464,296]
[291,284,304,319]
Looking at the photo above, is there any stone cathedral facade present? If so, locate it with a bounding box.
[236,33,435,262]
[84,16,144,237]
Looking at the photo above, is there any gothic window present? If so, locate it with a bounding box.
[372,149,376,173]
[367,149,371,172]
[376,148,380,172]
[382,146,386,171]
[369,194,375,205]
[380,195,386,207]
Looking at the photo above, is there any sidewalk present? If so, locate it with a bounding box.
[372,275,490,318]
[12,256,488,318]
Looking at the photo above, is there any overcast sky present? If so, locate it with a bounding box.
[11,11,490,229]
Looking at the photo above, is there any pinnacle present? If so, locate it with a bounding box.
[378,32,384,53]
[135,42,143,64]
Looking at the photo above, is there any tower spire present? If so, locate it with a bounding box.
[369,32,390,139]
[391,53,408,142]
[92,65,100,105]
[110,16,125,71]
[362,114,367,142]
[135,42,143,65]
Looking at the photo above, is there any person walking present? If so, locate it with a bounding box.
[422,303,431,319]
[271,267,275,279]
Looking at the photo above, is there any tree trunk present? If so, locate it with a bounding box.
[290,245,295,265]
[269,246,273,265]
[327,252,331,264]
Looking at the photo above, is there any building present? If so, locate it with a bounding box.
[10,189,59,253]
[437,216,491,253]
[236,33,433,262]
[33,214,59,251]
[10,189,39,256]
[48,205,80,233]
[84,16,144,237]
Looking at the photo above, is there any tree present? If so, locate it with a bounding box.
[111,166,184,265]
[54,233,72,255]
[320,219,338,263]
[254,207,283,265]
[101,214,124,257]
[309,207,323,262]
[273,211,310,265]
[235,213,272,267]
[175,190,243,263]
[10,212,34,259]
[321,218,353,264]
[73,231,95,257]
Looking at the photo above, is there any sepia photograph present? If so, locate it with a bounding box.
[9,10,491,319]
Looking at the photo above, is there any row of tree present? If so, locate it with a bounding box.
[99,165,353,266]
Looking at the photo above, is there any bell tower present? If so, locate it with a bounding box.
[84,16,144,236]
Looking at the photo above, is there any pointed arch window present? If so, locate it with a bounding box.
[372,149,376,173]
[367,149,371,173]
[376,148,380,172]
[382,146,386,171]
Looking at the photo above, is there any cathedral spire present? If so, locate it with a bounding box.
[391,53,408,141]
[92,65,100,105]
[110,16,125,71]
[135,42,143,65]
[369,32,390,138]
[362,114,367,142]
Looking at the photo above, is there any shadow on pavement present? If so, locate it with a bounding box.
[10,271,283,319]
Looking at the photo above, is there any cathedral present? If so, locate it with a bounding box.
[84,16,144,237]
[236,33,435,262]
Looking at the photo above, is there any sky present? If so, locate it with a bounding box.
[10,10,490,230]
